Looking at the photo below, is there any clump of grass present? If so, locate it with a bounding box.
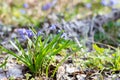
[0,33,71,78]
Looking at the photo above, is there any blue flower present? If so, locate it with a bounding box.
[26,30,34,37]
[23,3,29,8]
[42,3,52,10]
[49,24,56,30]
[17,29,26,34]
[42,0,58,11]
[17,29,34,39]
[110,0,118,5]
[101,0,110,6]
[85,3,92,9]
[37,30,42,36]
[17,29,26,39]
[61,33,68,39]
[101,0,119,6]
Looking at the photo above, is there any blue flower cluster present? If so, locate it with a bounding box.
[23,3,29,8]
[42,0,58,10]
[85,0,119,9]
[16,24,68,40]
[16,28,34,40]
[85,3,92,9]
[16,25,57,39]
[101,0,118,6]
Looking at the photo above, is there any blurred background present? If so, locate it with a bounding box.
[0,0,120,26]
